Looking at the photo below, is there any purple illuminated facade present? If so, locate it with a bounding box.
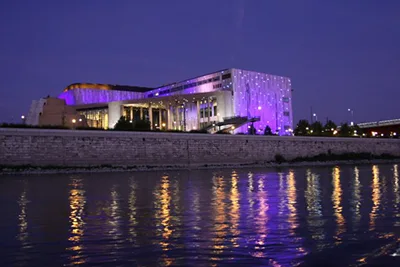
[57,68,293,134]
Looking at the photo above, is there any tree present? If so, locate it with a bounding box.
[294,119,310,136]
[133,119,151,131]
[248,123,256,135]
[339,123,351,137]
[264,125,273,135]
[350,124,362,136]
[324,120,337,135]
[114,116,133,131]
[310,121,323,135]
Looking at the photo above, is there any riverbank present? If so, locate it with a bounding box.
[1,128,400,172]
[1,158,399,175]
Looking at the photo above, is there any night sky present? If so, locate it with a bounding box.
[1,1,399,124]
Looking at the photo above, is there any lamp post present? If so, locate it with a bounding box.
[21,115,26,124]
[348,108,354,126]
[313,113,317,123]
[72,119,76,129]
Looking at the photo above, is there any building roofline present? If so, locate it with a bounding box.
[63,83,154,93]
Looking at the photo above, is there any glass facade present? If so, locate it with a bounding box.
[78,108,109,129]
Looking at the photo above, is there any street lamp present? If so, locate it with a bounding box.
[313,113,317,122]
[21,115,26,124]
[348,108,354,126]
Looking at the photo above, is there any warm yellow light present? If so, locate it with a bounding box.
[72,119,76,123]
[333,130,338,135]
[162,123,166,127]
[231,126,235,130]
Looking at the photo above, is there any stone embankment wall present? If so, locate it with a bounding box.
[1,128,400,167]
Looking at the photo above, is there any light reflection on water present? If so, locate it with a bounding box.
[1,163,400,267]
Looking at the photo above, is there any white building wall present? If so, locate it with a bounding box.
[108,101,122,129]
[26,98,46,126]
[232,69,293,135]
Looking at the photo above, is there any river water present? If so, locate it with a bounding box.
[1,163,400,267]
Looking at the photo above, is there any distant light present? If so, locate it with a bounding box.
[162,123,166,127]
[155,124,158,127]
[381,133,384,137]
[72,119,76,123]
[306,127,309,130]
[313,113,316,116]
[21,115,25,119]
[217,113,220,116]
[348,108,351,111]
[155,92,159,96]
[333,130,338,135]
[331,128,334,131]
[310,130,314,133]
[231,126,235,130]
[130,120,133,123]
[193,126,196,130]
[79,118,82,122]
[394,132,397,136]
[173,121,177,124]
[354,130,357,133]
[258,106,262,110]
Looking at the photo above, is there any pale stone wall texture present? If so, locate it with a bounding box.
[1,128,400,167]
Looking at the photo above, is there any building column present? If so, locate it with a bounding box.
[175,105,179,130]
[167,105,172,130]
[149,104,153,130]
[159,109,162,129]
[140,107,143,120]
[207,98,211,123]
[130,106,133,121]
[196,100,200,129]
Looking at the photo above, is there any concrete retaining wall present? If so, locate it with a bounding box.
[1,128,400,167]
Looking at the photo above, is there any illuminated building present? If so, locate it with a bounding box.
[30,68,293,134]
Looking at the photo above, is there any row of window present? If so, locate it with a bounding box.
[213,83,222,89]
[200,106,217,118]
[148,74,228,98]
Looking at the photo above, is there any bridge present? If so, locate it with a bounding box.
[357,118,400,137]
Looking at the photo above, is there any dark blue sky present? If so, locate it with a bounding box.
[1,0,399,124]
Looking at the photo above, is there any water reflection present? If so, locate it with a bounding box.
[252,175,269,258]
[17,183,29,246]
[370,165,381,231]
[128,178,137,241]
[211,174,228,260]
[4,164,400,267]
[287,170,297,234]
[67,177,86,265]
[154,174,174,266]
[351,166,362,230]
[305,169,324,247]
[229,170,240,248]
[332,166,345,243]
[394,164,399,207]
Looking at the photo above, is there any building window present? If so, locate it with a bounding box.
[222,73,231,80]
[212,76,220,82]
[213,106,217,116]
[282,97,290,103]
[213,83,222,89]
[283,111,290,116]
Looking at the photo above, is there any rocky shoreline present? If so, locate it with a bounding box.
[1,158,399,175]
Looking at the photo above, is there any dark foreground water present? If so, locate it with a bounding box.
[1,164,400,267]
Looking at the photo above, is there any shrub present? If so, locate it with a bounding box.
[274,154,286,163]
